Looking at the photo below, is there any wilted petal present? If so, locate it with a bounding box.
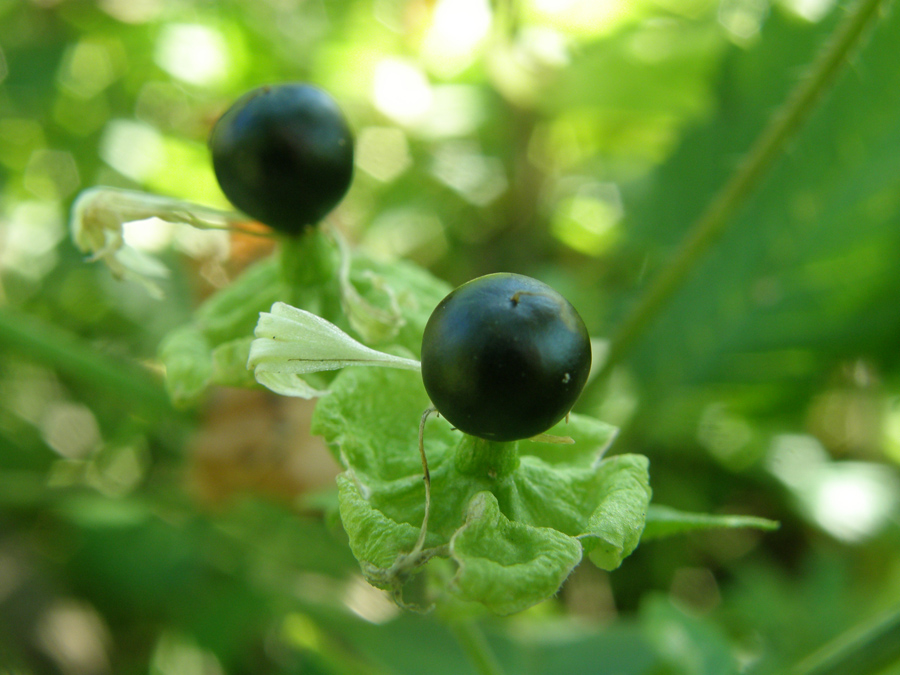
[248,302,421,381]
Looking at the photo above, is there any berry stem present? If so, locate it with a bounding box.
[589,0,890,389]
[454,435,519,478]
[279,227,338,312]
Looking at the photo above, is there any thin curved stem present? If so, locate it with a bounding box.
[592,0,891,387]
[411,407,438,557]
[789,604,900,675]
[448,619,506,675]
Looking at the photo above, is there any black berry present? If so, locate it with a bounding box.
[421,273,591,442]
[210,83,354,235]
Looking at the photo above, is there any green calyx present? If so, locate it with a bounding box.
[312,363,652,615]
[158,224,432,406]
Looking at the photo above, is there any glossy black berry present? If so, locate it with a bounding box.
[420,273,591,442]
[210,83,354,235]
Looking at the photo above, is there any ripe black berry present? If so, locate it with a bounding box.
[209,83,354,235]
[420,273,591,442]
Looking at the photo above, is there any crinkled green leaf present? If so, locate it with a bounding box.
[641,505,779,541]
[580,454,652,570]
[488,452,650,572]
[195,256,286,344]
[350,256,451,357]
[311,362,452,479]
[449,492,583,616]
[313,367,482,563]
[336,233,405,344]
[336,473,423,572]
[521,414,618,468]
[158,326,213,408]
[210,337,257,388]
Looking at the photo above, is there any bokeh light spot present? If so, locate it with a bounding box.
[355,126,412,182]
[422,0,492,76]
[154,24,230,86]
[99,120,164,181]
[373,59,433,127]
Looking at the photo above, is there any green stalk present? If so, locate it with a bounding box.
[592,0,890,386]
[448,619,506,675]
[454,435,520,478]
[789,605,900,675]
[0,308,173,418]
[280,227,339,312]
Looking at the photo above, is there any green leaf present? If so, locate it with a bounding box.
[580,454,652,570]
[160,331,260,405]
[336,232,405,344]
[194,255,286,344]
[336,473,424,572]
[546,18,724,120]
[350,255,452,357]
[158,255,288,406]
[641,505,779,541]
[210,337,258,388]
[311,363,452,479]
[611,6,900,443]
[158,325,213,408]
[521,414,618,468]
[449,491,583,616]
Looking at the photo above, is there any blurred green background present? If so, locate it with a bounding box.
[1,0,900,673]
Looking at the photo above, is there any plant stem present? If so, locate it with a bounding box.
[592,0,890,386]
[280,227,338,311]
[411,407,438,557]
[449,619,506,675]
[789,605,900,675]
[454,435,520,478]
[0,308,174,418]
